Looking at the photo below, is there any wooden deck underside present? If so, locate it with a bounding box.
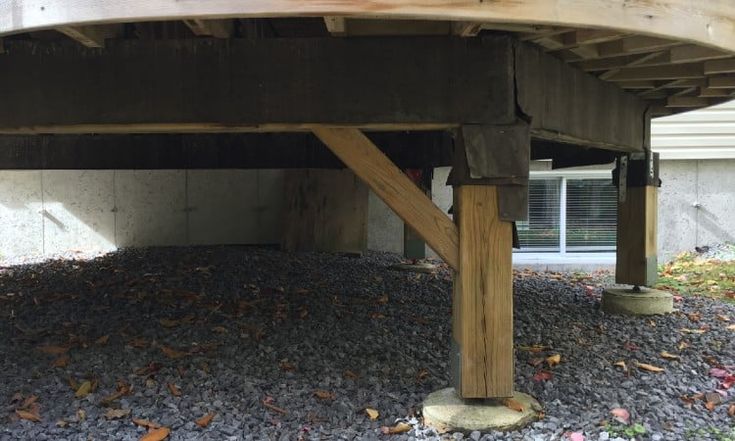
[0,1,734,115]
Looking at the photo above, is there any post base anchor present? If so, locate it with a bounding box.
[601,287,673,315]
[422,388,541,434]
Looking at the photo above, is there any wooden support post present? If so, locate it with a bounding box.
[282,169,368,255]
[452,186,514,398]
[312,127,459,270]
[615,153,659,287]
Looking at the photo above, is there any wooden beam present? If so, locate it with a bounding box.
[617,185,658,286]
[323,17,346,35]
[452,185,514,398]
[312,127,459,270]
[669,45,731,64]
[282,169,368,254]
[597,36,680,58]
[0,38,516,134]
[700,87,733,98]
[182,19,233,38]
[666,96,709,108]
[709,75,735,89]
[56,24,120,47]
[704,58,735,75]
[606,63,704,81]
[452,21,483,37]
[3,0,735,54]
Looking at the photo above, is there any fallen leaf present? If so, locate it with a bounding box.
[613,360,627,371]
[52,355,70,368]
[376,294,389,305]
[95,335,110,345]
[365,408,379,420]
[416,368,429,382]
[717,314,730,322]
[159,318,180,328]
[211,326,227,334]
[279,360,296,372]
[610,408,630,424]
[728,404,735,417]
[660,351,681,361]
[160,346,188,359]
[261,397,287,415]
[533,371,553,382]
[15,410,41,422]
[504,398,524,412]
[195,413,215,428]
[140,427,171,441]
[727,324,735,331]
[75,381,92,398]
[314,390,336,400]
[528,357,544,367]
[104,408,131,420]
[344,370,359,380]
[546,354,561,367]
[380,422,411,434]
[167,383,181,397]
[128,338,148,348]
[678,341,690,350]
[567,433,585,441]
[132,418,161,430]
[37,345,69,355]
[636,362,664,373]
[680,328,707,334]
[56,419,69,428]
[518,344,549,353]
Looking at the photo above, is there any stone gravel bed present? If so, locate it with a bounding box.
[0,246,734,440]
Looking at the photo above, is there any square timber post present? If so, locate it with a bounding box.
[614,151,660,287]
[449,123,530,399]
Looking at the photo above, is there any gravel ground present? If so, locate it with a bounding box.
[1,246,734,441]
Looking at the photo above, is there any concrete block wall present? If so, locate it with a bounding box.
[0,170,283,260]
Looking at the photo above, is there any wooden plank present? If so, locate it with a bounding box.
[282,169,368,254]
[182,19,233,38]
[453,185,514,398]
[452,21,482,37]
[597,36,679,58]
[709,75,735,89]
[312,127,459,270]
[3,1,735,55]
[606,63,704,81]
[56,24,120,47]
[704,58,735,75]
[0,38,516,133]
[666,96,709,108]
[323,17,346,35]
[700,87,733,98]
[669,45,731,64]
[616,186,658,286]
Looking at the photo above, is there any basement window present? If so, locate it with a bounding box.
[516,174,617,254]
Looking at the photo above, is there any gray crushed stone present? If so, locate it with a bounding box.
[0,246,734,440]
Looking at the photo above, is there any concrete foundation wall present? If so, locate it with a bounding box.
[658,159,735,261]
[1,160,733,264]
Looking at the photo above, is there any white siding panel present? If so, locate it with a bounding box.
[652,99,735,159]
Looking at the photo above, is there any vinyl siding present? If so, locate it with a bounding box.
[652,99,735,159]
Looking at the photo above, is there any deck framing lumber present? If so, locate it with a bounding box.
[312,127,459,270]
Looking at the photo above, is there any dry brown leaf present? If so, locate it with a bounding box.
[613,360,627,370]
[132,418,161,430]
[660,351,680,360]
[546,354,561,367]
[377,294,389,305]
[128,338,148,348]
[636,362,665,373]
[104,408,131,420]
[211,326,228,334]
[75,381,92,398]
[365,408,379,420]
[56,419,69,428]
[728,403,735,417]
[727,324,735,331]
[679,341,690,350]
[716,314,730,322]
[279,360,296,372]
[504,398,524,412]
[160,346,188,359]
[380,422,411,434]
[95,335,110,345]
[140,427,171,441]
[195,413,215,428]
[15,410,41,422]
[52,355,70,368]
[159,318,180,328]
[416,368,429,382]
[518,344,548,353]
[314,390,336,400]
[344,370,359,380]
[167,383,181,397]
[37,345,69,355]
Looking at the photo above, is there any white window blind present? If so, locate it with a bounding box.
[517,178,560,251]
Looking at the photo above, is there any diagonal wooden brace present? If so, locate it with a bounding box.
[312,127,459,271]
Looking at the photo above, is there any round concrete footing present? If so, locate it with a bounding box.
[601,287,673,315]
[422,388,541,433]
[389,262,436,273]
